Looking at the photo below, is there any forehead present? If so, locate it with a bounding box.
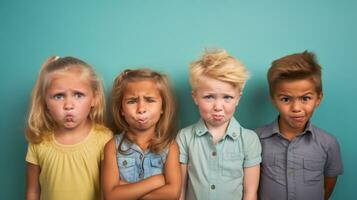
[124,80,161,96]
[274,79,317,95]
[47,70,91,90]
[195,76,238,94]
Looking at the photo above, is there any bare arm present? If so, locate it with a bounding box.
[26,163,40,200]
[141,141,182,200]
[324,176,338,200]
[242,165,260,200]
[179,164,188,200]
[102,138,165,200]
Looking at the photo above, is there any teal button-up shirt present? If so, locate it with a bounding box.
[176,117,262,200]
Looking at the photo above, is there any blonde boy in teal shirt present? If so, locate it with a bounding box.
[176,49,262,200]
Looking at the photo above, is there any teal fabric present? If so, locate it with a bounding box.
[176,117,261,200]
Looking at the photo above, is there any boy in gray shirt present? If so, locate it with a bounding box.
[256,51,343,200]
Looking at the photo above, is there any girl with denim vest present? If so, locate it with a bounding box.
[102,69,181,200]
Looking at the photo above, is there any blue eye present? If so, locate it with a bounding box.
[74,92,85,98]
[223,95,233,99]
[53,93,64,100]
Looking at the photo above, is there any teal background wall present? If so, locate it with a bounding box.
[1,0,356,199]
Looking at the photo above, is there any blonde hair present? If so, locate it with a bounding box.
[268,50,322,96]
[26,56,106,144]
[111,69,176,154]
[189,49,249,91]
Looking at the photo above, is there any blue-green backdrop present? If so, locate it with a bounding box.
[1,0,356,199]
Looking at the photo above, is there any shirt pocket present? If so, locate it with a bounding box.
[262,154,286,185]
[303,159,324,185]
[221,152,244,178]
[118,157,136,182]
[149,156,164,176]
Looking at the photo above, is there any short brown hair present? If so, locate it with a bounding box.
[268,50,322,96]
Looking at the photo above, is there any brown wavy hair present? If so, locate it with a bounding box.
[111,69,177,154]
[26,56,106,143]
[268,50,322,97]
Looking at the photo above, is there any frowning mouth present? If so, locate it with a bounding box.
[65,115,74,122]
[291,116,305,122]
[212,114,224,120]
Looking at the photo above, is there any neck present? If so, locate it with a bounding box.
[127,127,156,151]
[54,120,92,145]
[278,120,306,141]
[206,121,230,143]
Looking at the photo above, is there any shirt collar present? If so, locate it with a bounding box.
[193,117,241,140]
[260,116,313,139]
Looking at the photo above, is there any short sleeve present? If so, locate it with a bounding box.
[100,130,113,161]
[324,137,344,177]
[176,129,188,164]
[26,143,39,165]
[243,130,262,168]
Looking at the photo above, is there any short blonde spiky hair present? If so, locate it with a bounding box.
[26,56,106,144]
[189,49,249,92]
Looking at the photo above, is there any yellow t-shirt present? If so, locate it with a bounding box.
[26,124,112,200]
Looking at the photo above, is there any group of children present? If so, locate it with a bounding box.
[25,49,343,200]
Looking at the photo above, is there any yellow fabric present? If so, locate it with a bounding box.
[26,124,112,200]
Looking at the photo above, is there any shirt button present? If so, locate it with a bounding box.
[140,154,143,159]
[212,151,217,156]
[211,184,215,190]
[123,160,127,166]
[139,172,144,179]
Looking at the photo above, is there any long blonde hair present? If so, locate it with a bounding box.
[26,56,106,144]
[111,69,177,154]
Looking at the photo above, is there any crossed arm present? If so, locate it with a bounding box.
[102,138,181,200]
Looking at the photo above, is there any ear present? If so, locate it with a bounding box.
[236,91,243,106]
[191,91,198,105]
[316,92,323,107]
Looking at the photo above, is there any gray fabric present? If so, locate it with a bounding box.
[256,117,343,200]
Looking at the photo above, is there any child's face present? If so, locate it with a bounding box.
[121,80,163,133]
[272,79,322,135]
[192,76,240,130]
[45,71,95,132]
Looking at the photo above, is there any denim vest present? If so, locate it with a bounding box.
[115,133,169,183]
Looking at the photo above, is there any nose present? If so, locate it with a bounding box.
[137,100,147,114]
[64,97,74,110]
[291,100,301,112]
[213,99,223,111]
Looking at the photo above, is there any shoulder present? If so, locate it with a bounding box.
[93,124,113,141]
[177,123,196,138]
[310,124,340,146]
[104,137,117,153]
[240,126,260,143]
[254,122,275,138]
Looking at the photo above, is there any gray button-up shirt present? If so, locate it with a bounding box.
[255,118,343,200]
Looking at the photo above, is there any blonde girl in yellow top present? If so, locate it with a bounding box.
[25,56,112,200]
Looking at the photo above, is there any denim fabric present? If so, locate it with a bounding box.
[115,133,168,183]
